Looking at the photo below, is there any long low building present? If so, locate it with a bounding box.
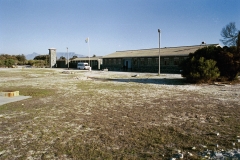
[61,43,219,73]
[101,44,219,73]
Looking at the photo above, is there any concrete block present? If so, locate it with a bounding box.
[0,91,19,97]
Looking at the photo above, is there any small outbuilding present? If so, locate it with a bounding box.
[70,56,103,70]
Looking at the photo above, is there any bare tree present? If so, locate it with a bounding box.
[237,31,240,53]
[220,22,239,46]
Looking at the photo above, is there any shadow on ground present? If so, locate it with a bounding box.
[88,77,187,85]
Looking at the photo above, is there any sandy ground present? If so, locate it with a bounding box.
[0,68,240,159]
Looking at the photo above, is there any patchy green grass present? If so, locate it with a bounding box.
[0,86,53,97]
[77,80,137,91]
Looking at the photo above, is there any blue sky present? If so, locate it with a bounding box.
[0,0,239,57]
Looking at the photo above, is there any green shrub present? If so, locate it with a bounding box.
[4,59,16,68]
[217,50,240,80]
[0,60,4,67]
[182,57,220,83]
[181,46,239,82]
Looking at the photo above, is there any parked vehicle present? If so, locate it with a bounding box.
[77,62,90,70]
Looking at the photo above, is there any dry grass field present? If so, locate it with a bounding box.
[0,68,240,159]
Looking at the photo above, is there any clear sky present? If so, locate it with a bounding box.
[0,0,239,57]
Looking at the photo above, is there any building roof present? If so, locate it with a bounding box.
[103,44,220,58]
[72,56,103,61]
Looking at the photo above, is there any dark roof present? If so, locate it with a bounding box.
[103,44,220,58]
[72,56,103,61]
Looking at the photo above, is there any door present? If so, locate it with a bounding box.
[124,59,132,71]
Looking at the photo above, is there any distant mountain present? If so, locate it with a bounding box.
[25,52,39,60]
[25,52,85,60]
[56,52,85,59]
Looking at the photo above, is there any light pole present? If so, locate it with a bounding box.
[158,29,161,76]
[67,47,69,70]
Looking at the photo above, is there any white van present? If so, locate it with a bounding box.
[77,62,90,70]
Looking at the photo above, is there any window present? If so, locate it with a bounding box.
[174,57,179,65]
[155,58,159,65]
[147,58,152,65]
[140,58,144,65]
[118,59,121,64]
[164,58,169,65]
[133,58,137,65]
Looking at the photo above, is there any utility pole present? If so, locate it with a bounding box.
[67,47,69,70]
[158,29,161,76]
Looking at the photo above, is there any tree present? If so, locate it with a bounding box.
[27,60,35,66]
[72,55,78,59]
[34,55,49,61]
[59,56,66,60]
[0,54,17,67]
[69,56,77,60]
[181,56,220,83]
[237,31,240,53]
[217,50,239,80]
[32,55,49,67]
[0,60,4,67]
[181,45,239,82]
[220,22,239,46]
[34,60,45,67]
[16,54,26,65]
[4,59,16,68]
